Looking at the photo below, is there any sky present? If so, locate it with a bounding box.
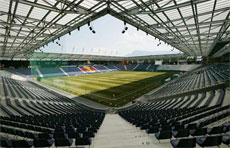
[39,14,181,57]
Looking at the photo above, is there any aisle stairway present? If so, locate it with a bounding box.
[91,114,170,148]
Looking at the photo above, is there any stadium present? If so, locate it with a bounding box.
[0,0,229,148]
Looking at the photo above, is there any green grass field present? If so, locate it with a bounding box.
[41,71,174,107]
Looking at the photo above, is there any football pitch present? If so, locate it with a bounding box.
[40,71,174,107]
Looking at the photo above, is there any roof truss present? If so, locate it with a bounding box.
[0,0,229,60]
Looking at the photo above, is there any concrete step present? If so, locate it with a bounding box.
[91,114,158,148]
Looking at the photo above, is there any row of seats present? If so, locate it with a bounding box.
[1,76,70,102]
[0,111,105,147]
[119,81,229,148]
[0,97,83,116]
[152,63,229,98]
[120,105,229,135]
[0,73,106,147]
[170,135,230,148]
[1,136,92,147]
[153,123,229,140]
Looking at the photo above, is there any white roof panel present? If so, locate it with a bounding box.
[0,0,229,59]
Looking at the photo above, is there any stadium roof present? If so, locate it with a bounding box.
[0,51,187,61]
[0,0,229,60]
[10,52,124,61]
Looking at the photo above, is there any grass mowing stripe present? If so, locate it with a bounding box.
[42,78,123,97]
[41,71,174,107]
[67,77,124,87]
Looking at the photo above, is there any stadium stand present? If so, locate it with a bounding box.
[0,0,229,147]
[146,64,159,72]
[133,64,150,71]
[0,74,105,147]
[118,91,229,147]
[93,65,107,71]
[106,65,120,71]
[38,67,65,77]
[6,68,39,78]
[114,64,126,71]
[157,64,199,72]
[4,63,201,79]
[148,64,230,98]
[61,66,82,76]
[0,62,229,147]
[7,68,32,76]
[126,64,137,70]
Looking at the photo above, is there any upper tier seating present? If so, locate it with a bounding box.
[93,65,107,70]
[151,63,230,98]
[147,64,159,71]
[126,64,137,70]
[115,65,126,70]
[61,66,81,75]
[38,67,65,77]
[134,64,150,71]
[7,68,33,76]
[105,65,119,70]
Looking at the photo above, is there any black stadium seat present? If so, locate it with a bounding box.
[83,131,95,138]
[77,127,87,133]
[55,126,65,133]
[66,127,75,133]
[171,124,184,131]
[12,140,34,148]
[155,131,172,141]
[196,136,222,147]
[54,132,68,139]
[16,130,27,137]
[25,131,38,139]
[0,137,13,147]
[207,126,223,135]
[38,133,53,139]
[190,128,207,136]
[185,123,197,130]
[172,129,189,138]
[223,123,230,133]
[170,138,196,148]
[88,127,98,132]
[8,128,17,135]
[34,139,54,147]
[146,126,158,134]
[68,132,81,139]
[222,135,230,146]
[75,137,91,146]
[159,125,171,131]
[55,138,73,147]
